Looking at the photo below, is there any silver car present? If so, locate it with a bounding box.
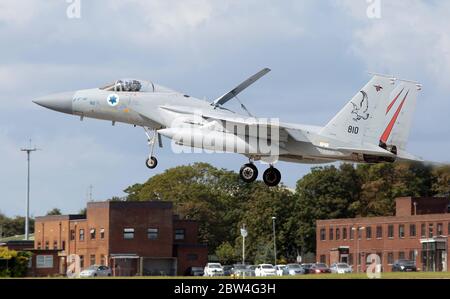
[80,265,112,277]
[330,263,353,274]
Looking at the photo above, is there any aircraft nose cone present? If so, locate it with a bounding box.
[33,91,74,114]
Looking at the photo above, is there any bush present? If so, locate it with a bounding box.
[0,247,31,277]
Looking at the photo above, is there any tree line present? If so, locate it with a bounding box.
[123,162,449,264]
[1,162,448,265]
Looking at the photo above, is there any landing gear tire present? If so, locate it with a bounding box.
[263,167,281,187]
[146,156,158,169]
[239,163,258,183]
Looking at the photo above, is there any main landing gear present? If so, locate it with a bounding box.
[239,161,281,187]
[144,127,160,169]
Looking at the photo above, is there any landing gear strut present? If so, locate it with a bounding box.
[262,166,281,187]
[144,127,159,169]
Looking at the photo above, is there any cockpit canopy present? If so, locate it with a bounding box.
[100,78,175,93]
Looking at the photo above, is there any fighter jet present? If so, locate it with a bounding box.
[33,69,423,187]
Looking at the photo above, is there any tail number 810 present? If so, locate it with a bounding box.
[348,126,359,134]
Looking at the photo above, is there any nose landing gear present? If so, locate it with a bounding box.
[144,127,161,169]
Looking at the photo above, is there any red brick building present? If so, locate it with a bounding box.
[34,201,207,276]
[316,197,450,272]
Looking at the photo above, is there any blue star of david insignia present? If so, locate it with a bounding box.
[109,95,117,104]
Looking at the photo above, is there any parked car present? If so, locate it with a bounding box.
[301,263,314,274]
[185,266,204,276]
[246,265,257,277]
[223,265,233,276]
[330,263,353,274]
[274,265,287,276]
[232,264,251,277]
[255,264,277,277]
[283,263,305,275]
[80,265,112,277]
[392,260,417,272]
[309,263,331,274]
[204,263,224,277]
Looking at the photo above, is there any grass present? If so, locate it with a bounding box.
[3,271,450,279]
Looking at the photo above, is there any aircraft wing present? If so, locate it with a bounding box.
[158,105,290,142]
[212,68,271,107]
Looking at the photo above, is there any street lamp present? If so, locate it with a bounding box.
[272,216,277,266]
[20,140,40,241]
[352,226,365,273]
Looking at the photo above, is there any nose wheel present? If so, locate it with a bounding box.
[146,156,158,169]
[262,166,281,187]
[239,163,258,183]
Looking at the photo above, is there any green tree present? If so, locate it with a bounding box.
[432,165,450,196]
[46,208,62,216]
[215,242,237,265]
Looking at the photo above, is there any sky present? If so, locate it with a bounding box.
[0,0,449,217]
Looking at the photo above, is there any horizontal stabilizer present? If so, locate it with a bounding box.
[396,149,424,162]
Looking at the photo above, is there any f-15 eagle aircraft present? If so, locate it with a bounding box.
[33,69,423,187]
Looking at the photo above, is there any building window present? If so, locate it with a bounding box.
[175,229,185,240]
[100,228,105,239]
[329,228,334,240]
[90,254,96,266]
[70,229,75,241]
[398,252,405,260]
[358,227,363,240]
[343,227,347,240]
[350,228,354,240]
[147,228,159,240]
[36,255,54,269]
[336,228,340,240]
[399,225,405,238]
[80,255,84,269]
[320,255,326,263]
[421,223,426,238]
[37,242,41,249]
[45,241,49,249]
[62,240,66,250]
[366,226,372,239]
[79,229,85,241]
[428,223,434,238]
[100,254,106,266]
[53,240,58,249]
[376,226,382,239]
[187,254,198,261]
[387,252,394,264]
[123,228,135,240]
[320,228,326,241]
[437,223,443,236]
[388,225,394,238]
[409,224,416,237]
[409,250,415,261]
[90,228,96,240]
[348,253,353,265]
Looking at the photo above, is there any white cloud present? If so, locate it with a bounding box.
[336,0,450,90]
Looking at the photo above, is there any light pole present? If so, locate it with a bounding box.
[272,216,277,265]
[21,140,39,241]
[352,226,365,273]
[240,224,248,266]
